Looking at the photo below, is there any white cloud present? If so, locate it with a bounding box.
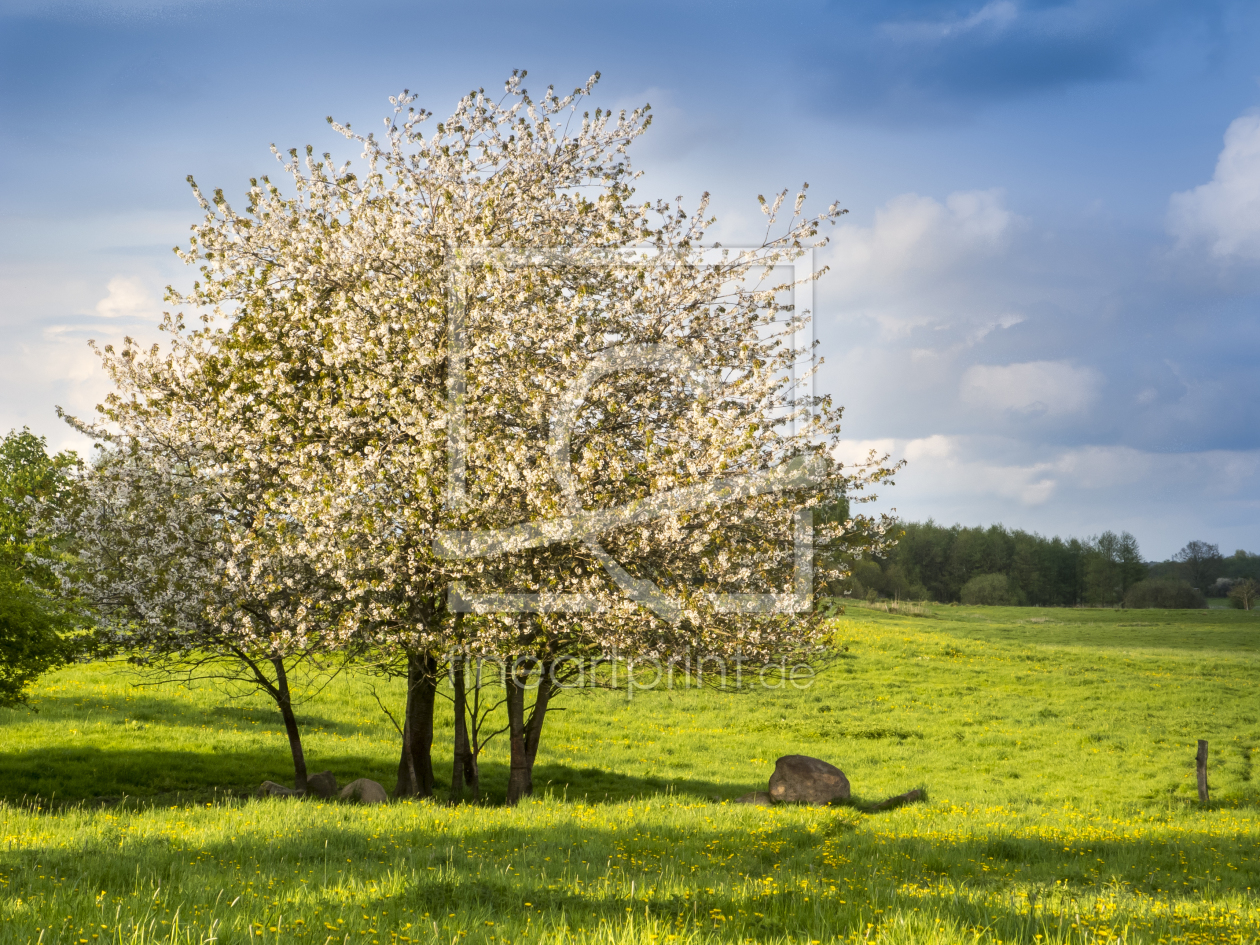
[835,433,1058,506]
[969,312,1025,343]
[884,1,1018,43]
[831,189,1013,285]
[826,189,1019,337]
[0,269,169,451]
[1167,112,1260,260]
[959,360,1101,416]
[94,275,159,319]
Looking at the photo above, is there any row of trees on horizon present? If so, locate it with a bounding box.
[828,519,1260,609]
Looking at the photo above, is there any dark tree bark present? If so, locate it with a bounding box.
[271,656,309,793]
[505,660,555,805]
[450,649,479,801]
[1197,739,1210,803]
[394,651,437,798]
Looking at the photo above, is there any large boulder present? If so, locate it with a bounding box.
[734,791,775,806]
[768,755,850,805]
[339,778,388,805]
[257,780,302,798]
[307,770,338,799]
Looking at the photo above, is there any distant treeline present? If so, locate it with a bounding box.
[824,520,1260,608]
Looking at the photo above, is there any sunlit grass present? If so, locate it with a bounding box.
[3,792,1258,944]
[1,604,1258,942]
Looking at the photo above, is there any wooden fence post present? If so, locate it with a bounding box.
[1196,739,1209,803]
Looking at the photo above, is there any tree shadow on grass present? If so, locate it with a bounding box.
[484,761,736,806]
[0,746,392,806]
[3,815,1257,944]
[8,735,1255,819]
[0,748,744,809]
[0,692,370,739]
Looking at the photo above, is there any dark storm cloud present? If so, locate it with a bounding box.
[796,0,1223,120]
[0,1,1225,127]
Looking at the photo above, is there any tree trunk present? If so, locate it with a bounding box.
[524,670,554,773]
[505,661,555,805]
[466,658,484,799]
[505,667,528,804]
[451,650,477,801]
[1196,739,1210,803]
[271,657,309,793]
[394,651,437,798]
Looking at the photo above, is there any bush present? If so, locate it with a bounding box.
[1124,578,1207,610]
[851,560,884,596]
[960,573,1015,606]
[882,564,912,600]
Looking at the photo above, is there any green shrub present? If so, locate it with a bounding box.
[960,573,1014,606]
[882,563,912,599]
[1124,578,1207,609]
[851,560,884,595]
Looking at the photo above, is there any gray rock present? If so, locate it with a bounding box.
[257,780,302,798]
[734,791,775,806]
[306,770,338,799]
[339,778,388,805]
[768,755,850,805]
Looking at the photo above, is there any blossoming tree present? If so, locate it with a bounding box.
[161,73,664,797]
[52,346,347,793]
[64,71,897,803]
[435,219,898,801]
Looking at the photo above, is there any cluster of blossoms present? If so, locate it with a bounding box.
[48,72,898,802]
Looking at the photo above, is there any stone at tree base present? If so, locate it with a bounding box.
[257,780,302,798]
[340,778,388,805]
[306,770,338,799]
[768,755,850,805]
[734,791,775,806]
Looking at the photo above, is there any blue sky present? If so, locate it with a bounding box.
[2,0,1258,559]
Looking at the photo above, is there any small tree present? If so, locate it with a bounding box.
[1174,540,1223,591]
[0,429,83,706]
[54,373,346,792]
[1118,532,1146,594]
[1084,531,1144,605]
[1229,578,1258,610]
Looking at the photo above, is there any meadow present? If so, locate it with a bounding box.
[1,604,1258,944]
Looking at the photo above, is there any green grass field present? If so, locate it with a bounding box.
[1,605,1258,944]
